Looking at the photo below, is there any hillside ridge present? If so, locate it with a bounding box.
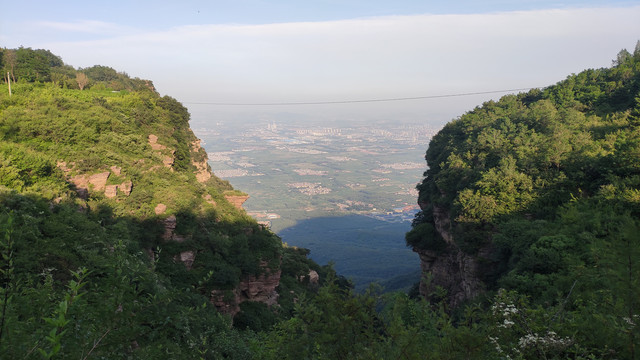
[3,44,640,359]
[408,45,640,310]
[0,47,330,357]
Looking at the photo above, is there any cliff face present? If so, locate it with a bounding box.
[0,77,287,319]
[190,139,212,183]
[0,49,330,355]
[415,249,478,308]
[150,136,281,316]
[224,194,250,210]
[211,261,281,317]
[76,131,281,316]
[62,127,282,315]
[412,202,495,308]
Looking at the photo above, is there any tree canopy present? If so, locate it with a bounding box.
[2,45,640,359]
[407,46,640,358]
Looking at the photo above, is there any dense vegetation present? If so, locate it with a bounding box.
[0,47,330,358]
[406,43,640,357]
[2,45,640,359]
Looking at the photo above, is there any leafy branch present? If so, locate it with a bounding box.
[38,267,88,359]
[0,211,15,348]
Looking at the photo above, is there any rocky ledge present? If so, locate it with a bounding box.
[211,260,282,317]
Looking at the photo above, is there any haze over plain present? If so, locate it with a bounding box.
[3,0,640,126]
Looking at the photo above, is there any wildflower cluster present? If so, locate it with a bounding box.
[622,314,639,328]
[492,301,518,328]
[488,336,511,359]
[517,331,572,352]
[487,290,579,359]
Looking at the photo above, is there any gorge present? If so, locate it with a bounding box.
[2,45,640,359]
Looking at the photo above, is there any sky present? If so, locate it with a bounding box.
[3,1,640,126]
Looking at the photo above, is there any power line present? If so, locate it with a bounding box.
[182,87,542,106]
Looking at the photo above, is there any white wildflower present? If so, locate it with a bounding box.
[499,319,515,328]
[518,331,572,351]
[623,315,639,327]
[488,336,503,354]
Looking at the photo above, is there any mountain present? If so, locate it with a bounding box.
[3,44,640,359]
[407,44,640,349]
[0,47,329,358]
[253,44,640,359]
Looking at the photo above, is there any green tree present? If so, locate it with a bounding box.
[14,47,51,82]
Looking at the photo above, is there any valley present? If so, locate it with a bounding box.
[193,118,441,289]
[3,42,640,358]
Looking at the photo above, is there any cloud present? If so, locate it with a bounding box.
[33,20,136,35]
[36,6,640,123]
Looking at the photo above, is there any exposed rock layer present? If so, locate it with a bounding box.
[62,165,133,200]
[414,202,495,309]
[225,195,250,210]
[191,140,212,183]
[415,246,493,309]
[210,261,281,317]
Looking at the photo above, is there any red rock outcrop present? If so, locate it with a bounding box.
[61,162,133,200]
[57,161,73,174]
[104,185,118,199]
[203,194,217,206]
[148,134,174,169]
[162,152,175,168]
[69,171,109,199]
[299,270,320,284]
[194,162,211,183]
[154,203,167,215]
[69,174,90,199]
[160,214,186,242]
[119,180,133,196]
[191,140,212,183]
[104,181,133,199]
[210,260,281,317]
[88,172,110,191]
[110,165,122,176]
[224,195,249,210]
[162,215,177,241]
[308,270,319,284]
[148,134,165,150]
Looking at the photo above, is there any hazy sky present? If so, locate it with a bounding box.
[3,1,640,126]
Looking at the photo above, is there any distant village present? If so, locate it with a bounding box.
[197,120,440,229]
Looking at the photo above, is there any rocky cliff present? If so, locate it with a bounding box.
[0,48,331,356]
[412,201,497,309]
[60,129,283,316]
[211,260,281,317]
[0,74,289,320]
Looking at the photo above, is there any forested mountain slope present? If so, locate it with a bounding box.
[3,45,640,359]
[259,46,640,359]
[0,47,325,358]
[408,44,640,349]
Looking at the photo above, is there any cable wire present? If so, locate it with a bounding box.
[182,87,542,106]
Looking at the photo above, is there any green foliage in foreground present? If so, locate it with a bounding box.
[256,279,639,360]
[0,183,335,358]
[1,45,640,359]
[0,193,247,359]
[0,48,322,358]
[1,206,636,360]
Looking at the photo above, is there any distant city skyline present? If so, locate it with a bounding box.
[3,1,640,126]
